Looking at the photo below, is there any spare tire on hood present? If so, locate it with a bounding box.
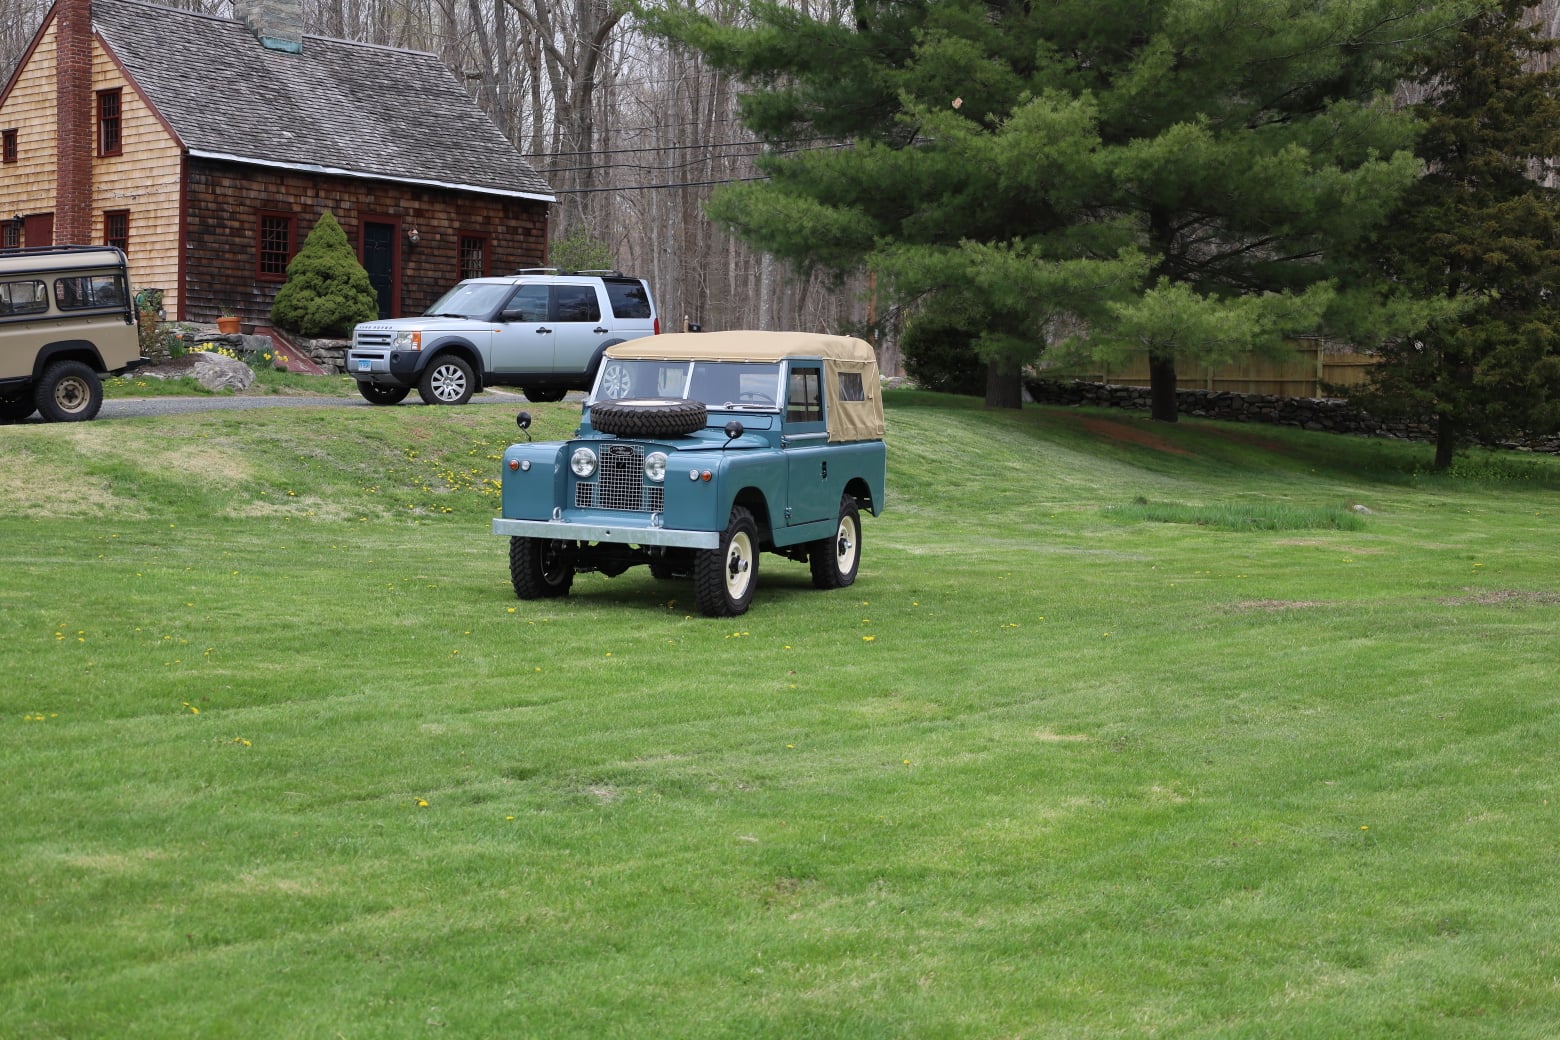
[589,398,708,438]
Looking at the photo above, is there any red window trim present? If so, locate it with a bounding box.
[256,211,296,282]
[96,89,123,157]
[459,233,490,279]
[104,209,129,254]
[2,128,17,164]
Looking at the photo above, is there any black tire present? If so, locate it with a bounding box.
[358,382,411,406]
[418,354,475,405]
[694,507,759,617]
[0,395,37,423]
[590,398,707,438]
[35,360,103,422]
[809,495,862,590]
[509,537,574,599]
[522,387,568,403]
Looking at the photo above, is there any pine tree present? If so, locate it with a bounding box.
[647,0,1445,414]
[269,211,381,338]
[1350,0,1560,467]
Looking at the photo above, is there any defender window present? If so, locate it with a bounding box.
[0,279,48,317]
[786,366,823,423]
[54,273,126,310]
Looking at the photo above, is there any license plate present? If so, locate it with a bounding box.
[357,359,372,372]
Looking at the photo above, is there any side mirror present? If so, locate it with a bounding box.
[500,308,527,322]
[516,411,532,441]
[722,420,744,445]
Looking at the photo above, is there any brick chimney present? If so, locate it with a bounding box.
[236,0,304,53]
[54,0,94,244]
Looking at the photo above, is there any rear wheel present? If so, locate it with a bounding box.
[358,382,410,406]
[0,395,37,423]
[809,495,861,589]
[522,386,567,403]
[509,537,574,599]
[36,360,103,422]
[419,355,475,405]
[694,507,758,617]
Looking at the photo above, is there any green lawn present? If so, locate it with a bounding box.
[1,393,1555,1038]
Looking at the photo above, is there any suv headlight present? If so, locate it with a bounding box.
[391,330,422,350]
[570,447,598,478]
[643,451,668,483]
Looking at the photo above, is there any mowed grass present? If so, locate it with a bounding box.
[1,392,1556,1039]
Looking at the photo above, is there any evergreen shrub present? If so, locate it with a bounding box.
[269,211,381,337]
[902,312,986,396]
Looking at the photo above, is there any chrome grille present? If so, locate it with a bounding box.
[575,445,665,513]
[354,329,393,348]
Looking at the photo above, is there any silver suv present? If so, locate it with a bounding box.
[346,270,658,406]
[0,246,146,423]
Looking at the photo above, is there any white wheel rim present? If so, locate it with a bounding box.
[54,377,91,413]
[726,531,754,600]
[835,515,858,573]
[601,364,631,399]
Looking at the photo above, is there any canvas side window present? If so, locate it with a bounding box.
[787,366,823,423]
[838,370,865,402]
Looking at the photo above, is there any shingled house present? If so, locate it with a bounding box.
[0,0,554,324]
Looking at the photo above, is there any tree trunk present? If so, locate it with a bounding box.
[1148,351,1179,422]
[1433,414,1460,470]
[984,356,1023,409]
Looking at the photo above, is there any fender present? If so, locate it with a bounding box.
[33,340,107,378]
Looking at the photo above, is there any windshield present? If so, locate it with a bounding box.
[423,281,512,319]
[592,360,783,410]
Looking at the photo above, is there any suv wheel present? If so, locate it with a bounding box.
[522,387,567,403]
[36,360,104,422]
[509,537,574,599]
[358,382,411,406]
[419,355,475,405]
[694,507,759,617]
[809,495,861,589]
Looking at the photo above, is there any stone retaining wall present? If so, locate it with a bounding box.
[1025,379,1560,454]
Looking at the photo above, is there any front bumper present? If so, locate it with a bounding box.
[491,516,719,549]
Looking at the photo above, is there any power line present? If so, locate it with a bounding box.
[553,174,772,194]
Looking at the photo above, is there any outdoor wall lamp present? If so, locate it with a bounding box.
[407,227,421,246]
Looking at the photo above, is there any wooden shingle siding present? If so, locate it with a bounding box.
[0,21,62,232]
[185,162,547,323]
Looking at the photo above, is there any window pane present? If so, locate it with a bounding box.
[604,280,651,319]
[460,236,486,280]
[259,216,292,276]
[787,368,822,422]
[97,90,121,155]
[0,279,48,315]
[54,274,126,310]
[105,211,129,253]
[554,286,600,323]
[2,129,16,164]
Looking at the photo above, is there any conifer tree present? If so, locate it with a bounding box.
[269,211,381,338]
[1350,0,1560,467]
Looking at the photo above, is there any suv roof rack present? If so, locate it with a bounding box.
[510,267,630,278]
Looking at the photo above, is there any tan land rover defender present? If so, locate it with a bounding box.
[1,246,147,423]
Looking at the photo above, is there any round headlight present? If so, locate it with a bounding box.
[570,446,598,478]
[643,451,668,483]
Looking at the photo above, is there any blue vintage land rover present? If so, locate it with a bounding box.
[492,330,886,616]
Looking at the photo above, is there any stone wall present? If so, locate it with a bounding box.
[1026,379,1560,455]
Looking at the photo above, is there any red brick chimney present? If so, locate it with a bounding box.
[54,0,94,244]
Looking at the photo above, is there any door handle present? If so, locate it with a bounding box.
[593,326,609,334]
[535,326,552,334]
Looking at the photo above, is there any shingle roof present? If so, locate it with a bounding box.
[92,0,554,201]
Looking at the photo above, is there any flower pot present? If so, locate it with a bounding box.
[216,316,241,334]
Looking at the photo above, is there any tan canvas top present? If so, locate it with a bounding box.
[606,330,884,442]
[605,330,877,365]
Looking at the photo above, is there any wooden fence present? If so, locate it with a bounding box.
[1045,341,1378,399]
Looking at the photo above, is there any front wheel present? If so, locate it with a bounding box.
[358,382,411,406]
[809,495,861,590]
[418,355,475,405]
[509,537,574,599]
[36,360,103,422]
[694,507,759,617]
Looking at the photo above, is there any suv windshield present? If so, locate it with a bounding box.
[423,281,512,319]
[594,360,782,410]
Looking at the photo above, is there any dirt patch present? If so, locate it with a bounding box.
[1074,415,1195,457]
[1439,589,1560,607]
[1229,600,1330,612]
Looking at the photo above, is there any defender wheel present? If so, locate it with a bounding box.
[358,382,411,406]
[36,360,103,422]
[419,355,475,405]
[522,387,567,403]
[809,495,861,590]
[589,398,707,438]
[0,395,37,423]
[509,536,574,599]
[694,507,758,617]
